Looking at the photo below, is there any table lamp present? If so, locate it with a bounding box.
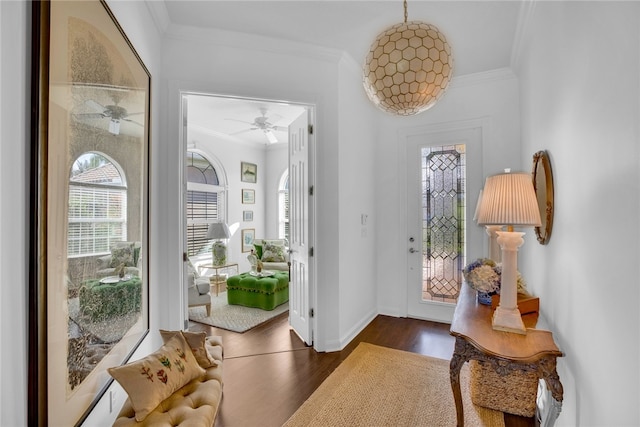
[476,170,541,334]
[207,222,231,266]
[473,189,503,262]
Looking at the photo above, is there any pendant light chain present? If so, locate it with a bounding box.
[403,0,408,23]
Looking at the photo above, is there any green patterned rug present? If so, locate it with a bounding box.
[188,291,289,333]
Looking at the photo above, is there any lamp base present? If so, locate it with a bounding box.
[212,241,227,267]
[492,306,527,334]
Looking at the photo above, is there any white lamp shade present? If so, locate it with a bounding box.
[476,172,542,227]
[207,222,230,240]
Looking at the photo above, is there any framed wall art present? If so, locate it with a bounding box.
[242,188,255,204]
[29,1,151,425]
[242,229,256,252]
[241,161,257,183]
[243,210,254,222]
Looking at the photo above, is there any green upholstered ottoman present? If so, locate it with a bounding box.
[226,271,289,310]
[79,276,142,321]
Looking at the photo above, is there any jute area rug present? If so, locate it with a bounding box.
[188,291,289,333]
[283,342,505,427]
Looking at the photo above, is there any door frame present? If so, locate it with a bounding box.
[178,91,316,344]
[398,118,488,321]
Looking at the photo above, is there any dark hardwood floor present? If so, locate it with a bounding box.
[189,313,534,427]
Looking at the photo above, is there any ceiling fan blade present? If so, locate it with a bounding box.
[85,99,107,112]
[74,112,107,120]
[271,125,288,132]
[225,118,256,126]
[230,128,256,136]
[122,118,144,127]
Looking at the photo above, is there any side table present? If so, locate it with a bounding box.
[449,284,564,427]
[198,263,239,296]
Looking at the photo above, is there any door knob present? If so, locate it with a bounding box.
[409,248,417,253]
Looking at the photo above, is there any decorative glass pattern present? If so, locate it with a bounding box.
[421,144,466,303]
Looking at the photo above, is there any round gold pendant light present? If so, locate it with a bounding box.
[363,0,453,116]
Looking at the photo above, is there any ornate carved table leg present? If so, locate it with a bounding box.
[539,356,564,427]
[450,338,470,427]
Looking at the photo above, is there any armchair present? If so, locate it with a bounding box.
[251,239,291,273]
[96,241,141,278]
[187,261,212,316]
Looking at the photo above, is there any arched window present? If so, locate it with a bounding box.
[186,151,226,256]
[68,152,127,256]
[278,170,289,242]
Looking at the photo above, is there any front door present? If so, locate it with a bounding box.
[406,125,483,322]
[288,110,313,345]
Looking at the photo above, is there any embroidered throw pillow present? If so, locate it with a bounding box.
[108,333,206,422]
[110,242,135,268]
[159,330,218,369]
[261,242,286,262]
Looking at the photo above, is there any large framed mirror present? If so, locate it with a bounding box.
[532,150,554,245]
[29,1,150,425]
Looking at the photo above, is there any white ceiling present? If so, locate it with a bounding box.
[186,94,307,146]
[160,1,523,145]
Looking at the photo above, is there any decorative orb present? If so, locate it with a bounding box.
[363,20,453,116]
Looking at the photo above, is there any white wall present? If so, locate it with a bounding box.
[0,2,29,424]
[375,71,522,317]
[516,2,640,425]
[337,55,378,347]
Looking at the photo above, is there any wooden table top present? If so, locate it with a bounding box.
[450,284,563,362]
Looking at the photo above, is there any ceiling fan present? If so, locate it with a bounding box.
[74,99,144,135]
[227,107,287,144]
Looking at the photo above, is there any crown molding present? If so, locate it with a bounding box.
[188,124,273,151]
[450,67,517,89]
[165,22,345,64]
[144,0,170,34]
[510,0,537,72]
[339,52,364,76]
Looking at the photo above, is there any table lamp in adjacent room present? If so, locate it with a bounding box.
[207,222,231,266]
[476,169,541,334]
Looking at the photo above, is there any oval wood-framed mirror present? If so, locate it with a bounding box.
[532,150,554,244]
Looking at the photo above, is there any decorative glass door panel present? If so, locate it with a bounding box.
[421,145,466,303]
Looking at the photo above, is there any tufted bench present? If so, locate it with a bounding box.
[226,271,289,310]
[112,335,223,426]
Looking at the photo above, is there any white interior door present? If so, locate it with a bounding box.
[406,126,483,322]
[288,110,312,345]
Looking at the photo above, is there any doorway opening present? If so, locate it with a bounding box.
[180,93,315,345]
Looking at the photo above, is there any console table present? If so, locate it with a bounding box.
[449,284,564,426]
[198,263,239,296]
